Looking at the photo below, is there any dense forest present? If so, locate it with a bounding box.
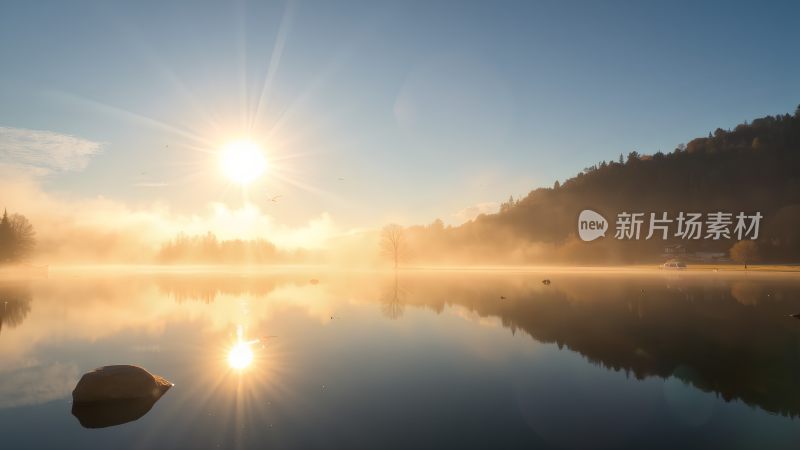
[0,209,35,264]
[157,232,310,265]
[403,105,800,264]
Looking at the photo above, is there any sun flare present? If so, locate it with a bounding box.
[219,139,267,185]
[228,341,254,370]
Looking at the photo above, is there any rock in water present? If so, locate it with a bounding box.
[72,396,162,429]
[72,365,172,404]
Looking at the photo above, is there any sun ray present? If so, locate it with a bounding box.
[235,0,249,132]
[180,143,219,155]
[49,90,216,148]
[250,0,295,132]
[267,170,343,202]
[264,35,360,140]
[106,13,226,133]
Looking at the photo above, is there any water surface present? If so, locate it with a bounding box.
[1,269,800,449]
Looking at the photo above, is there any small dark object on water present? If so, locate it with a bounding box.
[71,365,172,429]
[500,296,506,300]
[790,313,800,319]
[72,365,172,404]
[542,279,551,285]
[310,279,319,285]
[73,396,161,429]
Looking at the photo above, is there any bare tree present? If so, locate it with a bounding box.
[730,240,758,269]
[380,224,404,269]
[9,214,35,261]
[0,210,36,263]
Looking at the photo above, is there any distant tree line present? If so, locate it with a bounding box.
[397,105,800,264]
[157,232,308,264]
[0,209,36,264]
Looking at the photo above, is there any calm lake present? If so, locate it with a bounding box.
[1,268,800,449]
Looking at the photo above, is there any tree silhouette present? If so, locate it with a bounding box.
[156,231,293,264]
[0,209,36,263]
[0,210,9,261]
[730,241,759,269]
[400,105,800,264]
[380,224,405,269]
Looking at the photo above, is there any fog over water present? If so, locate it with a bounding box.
[1,268,799,449]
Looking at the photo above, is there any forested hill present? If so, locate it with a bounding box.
[405,105,800,264]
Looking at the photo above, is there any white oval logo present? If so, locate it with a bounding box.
[578,209,608,241]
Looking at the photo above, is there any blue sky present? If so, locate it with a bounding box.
[1,0,799,231]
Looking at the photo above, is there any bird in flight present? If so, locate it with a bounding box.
[268,195,282,202]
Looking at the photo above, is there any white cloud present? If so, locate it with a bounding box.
[0,126,102,174]
[0,362,79,409]
[453,201,499,223]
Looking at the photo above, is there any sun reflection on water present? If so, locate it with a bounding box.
[228,341,254,370]
[228,325,256,371]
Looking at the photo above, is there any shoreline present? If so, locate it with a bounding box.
[4,262,800,276]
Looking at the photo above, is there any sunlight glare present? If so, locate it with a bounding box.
[219,139,267,185]
[228,324,257,371]
[228,341,254,370]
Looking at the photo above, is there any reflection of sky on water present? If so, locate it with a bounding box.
[1,270,800,449]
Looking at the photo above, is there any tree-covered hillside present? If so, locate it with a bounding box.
[405,105,800,264]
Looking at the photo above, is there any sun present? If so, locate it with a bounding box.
[228,341,254,370]
[219,139,267,185]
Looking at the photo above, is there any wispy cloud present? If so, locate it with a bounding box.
[133,181,169,188]
[0,362,79,409]
[0,126,102,175]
